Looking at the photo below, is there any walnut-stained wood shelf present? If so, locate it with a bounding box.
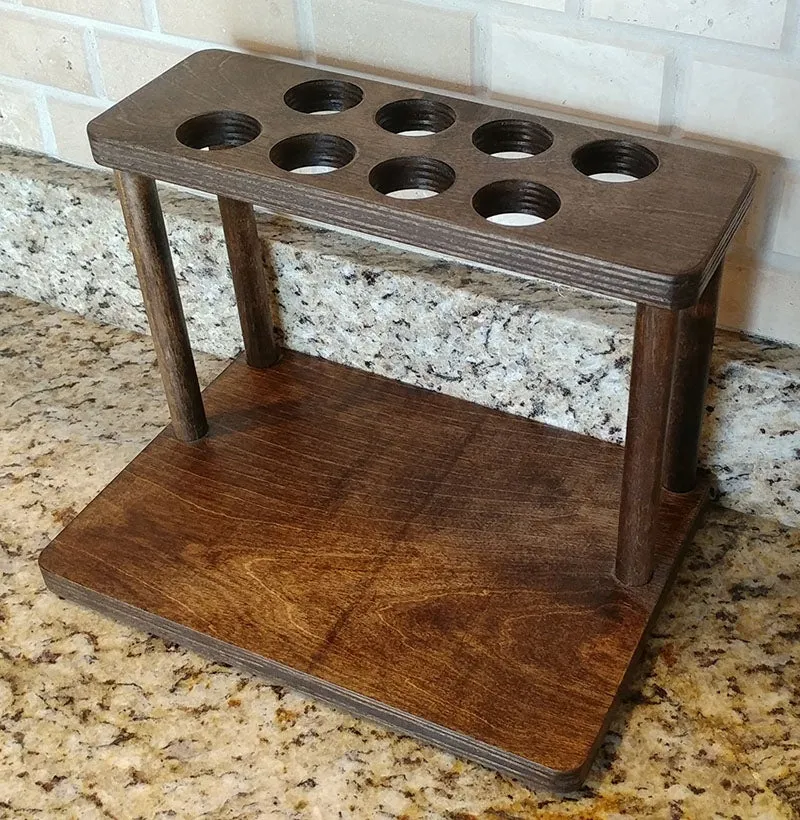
[40,352,708,790]
[40,49,753,791]
[88,49,754,309]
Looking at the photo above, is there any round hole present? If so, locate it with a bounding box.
[270,134,356,175]
[472,180,560,227]
[473,119,553,159]
[369,157,455,199]
[176,111,261,150]
[284,79,364,115]
[572,139,658,182]
[376,99,456,137]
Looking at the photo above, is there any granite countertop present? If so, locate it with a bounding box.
[1,292,799,819]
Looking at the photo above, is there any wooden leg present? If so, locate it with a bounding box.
[663,265,722,493]
[218,197,280,368]
[115,170,208,442]
[615,305,679,586]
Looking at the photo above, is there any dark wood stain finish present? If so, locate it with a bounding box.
[663,265,723,493]
[39,50,755,791]
[115,170,207,441]
[218,196,280,368]
[90,50,755,309]
[616,305,679,585]
[40,353,710,790]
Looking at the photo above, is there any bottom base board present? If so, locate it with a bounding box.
[40,351,709,791]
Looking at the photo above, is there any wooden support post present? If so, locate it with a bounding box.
[218,197,280,368]
[615,305,679,586]
[115,170,208,442]
[663,264,722,493]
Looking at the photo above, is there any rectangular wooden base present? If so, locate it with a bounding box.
[40,352,709,791]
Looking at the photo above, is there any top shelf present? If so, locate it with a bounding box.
[88,49,755,309]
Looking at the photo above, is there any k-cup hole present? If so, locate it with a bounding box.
[376,99,456,136]
[473,180,560,227]
[572,139,658,181]
[369,156,455,199]
[270,134,356,174]
[473,119,553,159]
[176,111,261,150]
[284,79,364,114]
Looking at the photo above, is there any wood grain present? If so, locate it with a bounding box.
[218,196,280,368]
[89,50,755,309]
[115,170,207,441]
[664,264,722,493]
[40,352,709,790]
[616,305,679,585]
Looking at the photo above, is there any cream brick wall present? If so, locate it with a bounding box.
[590,0,788,49]
[312,0,473,89]
[156,0,298,53]
[0,0,798,344]
[491,25,665,127]
[0,86,42,149]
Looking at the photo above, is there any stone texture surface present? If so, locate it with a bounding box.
[1,146,798,528]
[1,0,800,346]
[0,85,43,153]
[94,35,192,101]
[0,11,92,93]
[775,173,800,259]
[156,0,299,54]
[490,24,666,127]
[504,0,567,12]
[47,96,104,167]
[590,0,788,49]
[717,256,800,348]
[312,0,474,89]
[24,0,147,28]
[1,292,798,818]
[682,62,800,162]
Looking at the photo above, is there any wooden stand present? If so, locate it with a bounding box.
[39,51,755,790]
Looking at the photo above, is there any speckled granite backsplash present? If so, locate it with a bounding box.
[1,146,798,526]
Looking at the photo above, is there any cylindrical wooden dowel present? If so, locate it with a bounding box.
[115,170,208,442]
[663,264,722,493]
[615,305,679,586]
[218,197,280,368]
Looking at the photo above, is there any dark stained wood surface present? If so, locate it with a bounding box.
[616,305,679,585]
[89,50,755,309]
[40,352,709,790]
[115,170,207,441]
[664,264,723,493]
[218,196,280,368]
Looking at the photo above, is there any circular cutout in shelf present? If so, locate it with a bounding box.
[370,157,455,199]
[176,111,262,150]
[270,134,357,175]
[473,119,553,159]
[473,180,560,227]
[284,79,364,114]
[376,99,456,137]
[572,139,658,182]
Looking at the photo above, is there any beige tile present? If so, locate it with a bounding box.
[48,96,104,166]
[157,0,299,54]
[0,12,92,93]
[491,23,665,127]
[718,256,800,345]
[590,0,788,48]
[312,0,473,90]
[774,173,800,258]
[0,85,43,151]
[683,62,800,160]
[25,0,146,28]
[95,34,192,100]
[504,0,566,11]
